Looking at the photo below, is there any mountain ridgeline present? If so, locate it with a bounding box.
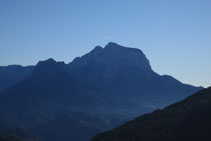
[0,42,202,141]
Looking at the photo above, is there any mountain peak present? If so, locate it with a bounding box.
[104,42,134,52]
[70,42,152,74]
[104,42,146,55]
[105,42,121,48]
[103,42,152,70]
[36,58,58,68]
[94,45,103,50]
[36,58,57,66]
[91,46,103,54]
[35,58,66,74]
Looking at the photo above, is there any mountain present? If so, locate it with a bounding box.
[0,42,203,141]
[0,65,34,93]
[0,58,119,128]
[0,43,202,125]
[92,87,211,141]
[69,42,202,114]
[0,58,126,141]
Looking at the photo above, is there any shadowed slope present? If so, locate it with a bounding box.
[0,59,118,128]
[92,87,211,141]
[0,65,34,93]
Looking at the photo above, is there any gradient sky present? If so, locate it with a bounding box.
[0,0,211,87]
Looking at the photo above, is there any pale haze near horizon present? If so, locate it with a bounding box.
[0,0,210,87]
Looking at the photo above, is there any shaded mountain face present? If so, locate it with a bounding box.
[69,42,152,86]
[70,42,151,72]
[69,42,202,111]
[31,115,102,141]
[0,65,34,93]
[0,59,119,128]
[0,132,24,141]
[29,112,127,141]
[92,87,211,141]
[0,128,36,141]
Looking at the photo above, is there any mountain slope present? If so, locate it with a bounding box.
[0,132,24,141]
[0,59,118,128]
[0,128,36,141]
[92,87,211,141]
[69,42,202,113]
[0,65,34,93]
[32,115,101,141]
[29,112,127,141]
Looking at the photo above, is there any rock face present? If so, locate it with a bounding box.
[69,42,202,112]
[92,87,211,141]
[70,42,152,82]
[71,42,151,72]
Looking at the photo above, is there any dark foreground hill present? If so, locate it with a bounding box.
[92,87,211,141]
[0,133,23,141]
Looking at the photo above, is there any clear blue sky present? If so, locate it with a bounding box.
[0,0,211,87]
